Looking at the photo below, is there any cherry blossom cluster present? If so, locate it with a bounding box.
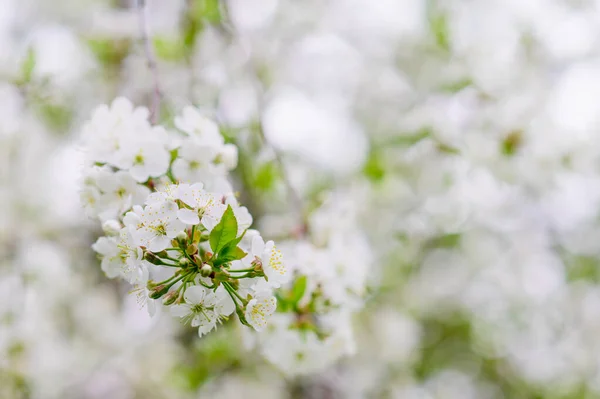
[247,194,372,375]
[81,98,288,337]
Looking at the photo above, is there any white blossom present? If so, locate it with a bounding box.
[245,235,289,287]
[124,201,185,252]
[245,291,277,331]
[92,228,144,281]
[175,183,226,228]
[171,286,235,336]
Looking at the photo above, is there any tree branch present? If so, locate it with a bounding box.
[255,121,308,238]
[137,0,162,123]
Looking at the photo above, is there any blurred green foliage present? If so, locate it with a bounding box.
[171,325,243,391]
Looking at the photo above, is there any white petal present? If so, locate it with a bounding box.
[190,182,204,191]
[201,215,218,232]
[171,159,189,183]
[217,295,235,316]
[171,304,191,317]
[148,235,171,252]
[177,208,200,225]
[92,236,116,256]
[251,235,265,256]
[197,311,217,332]
[184,286,206,304]
[166,219,186,237]
[202,292,218,308]
[129,165,149,183]
[122,211,141,228]
[145,192,165,205]
[147,298,157,317]
[234,206,253,233]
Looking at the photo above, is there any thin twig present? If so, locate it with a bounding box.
[183,0,196,101]
[137,0,162,123]
[256,122,308,238]
[204,1,308,238]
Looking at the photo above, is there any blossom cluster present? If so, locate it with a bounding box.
[10,0,600,396]
[247,193,372,375]
[81,98,288,337]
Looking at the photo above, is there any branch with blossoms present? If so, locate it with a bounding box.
[80,97,372,377]
[81,99,288,336]
[75,0,374,378]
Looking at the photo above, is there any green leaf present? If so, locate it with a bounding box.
[181,0,223,54]
[440,78,472,93]
[197,0,222,23]
[363,149,385,182]
[87,38,131,73]
[153,36,187,62]
[384,127,431,147]
[436,142,460,155]
[36,103,73,133]
[275,292,289,312]
[214,244,247,266]
[501,130,523,156]
[254,161,279,191]
[230,246,247,260]
[288,275,307,306]
[169,148,179,163]
[21,47,36,84]
[213,230,248,266]
[170,326,242,391]
[209,205,238,253]
[426,233,461,250]
[566,255,600,283]
[182,13,202,50]
[429,11,450,51]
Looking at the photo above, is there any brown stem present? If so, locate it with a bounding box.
[137,0,162,123]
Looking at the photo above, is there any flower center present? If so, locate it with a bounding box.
[191,304,204,314]
[134,152,145,165]
[269,247,285,275]
[151,224,167,236]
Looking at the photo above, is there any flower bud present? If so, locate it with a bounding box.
[162,290,179,306]
[176,231,188,246]
[179,257,191,268]
[149,284,169,299]
[251,258,263,272]
[186,244,198,256]
[200,264,212,277]
[193,254,203,266]
[102,220,121,236]
[144,252,163,265]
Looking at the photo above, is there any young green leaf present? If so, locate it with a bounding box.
[223,228,247,250]
[275,292,290,312]
[209,205,238,253]
[288,275,307,306]
[213,244,247,266]
[21,47,36,85]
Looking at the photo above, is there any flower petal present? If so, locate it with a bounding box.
[184,286,206,304]
[177,208,200,225]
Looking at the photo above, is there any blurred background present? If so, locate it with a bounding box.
[4,0,600,398]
